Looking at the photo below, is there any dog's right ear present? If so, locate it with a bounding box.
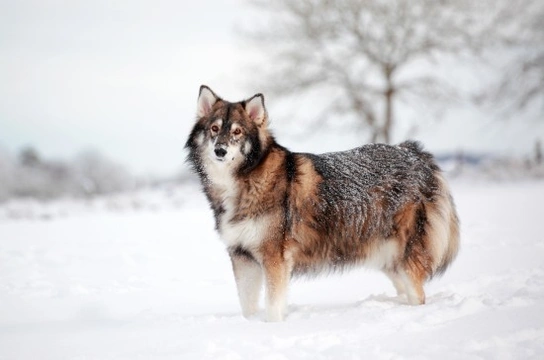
[197,85,218,118]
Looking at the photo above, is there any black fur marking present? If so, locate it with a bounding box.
[285,151,297,183]
[281,149,297,237]
[184,123,207,182]
[238,131,265,175]
[211,203,225,230]
[225,103,232,126]
[229,245,257,263]
[282,192,291,235]
[213,103,235,149]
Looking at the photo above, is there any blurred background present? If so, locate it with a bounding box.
[1,0,543,206]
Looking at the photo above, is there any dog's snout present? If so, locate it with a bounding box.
[214,148,227,158]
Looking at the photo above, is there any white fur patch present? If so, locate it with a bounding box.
[202,152,236,187]
[234,260,263,318]
[242,140,252,155]
[195,132,204,146]
[221,215,271,249]
[398,269,423,305]
[202,138,239,180]
[265,282,287,322]
[364,240,400,270]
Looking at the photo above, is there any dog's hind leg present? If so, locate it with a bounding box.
[385,271,406,297]
[393,202,431,305]
[230,252,263,318]
[398,267,426,305]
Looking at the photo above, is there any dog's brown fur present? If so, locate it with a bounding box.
[186,85,460,321]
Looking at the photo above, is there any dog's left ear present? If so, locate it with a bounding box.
[244,94,267,126]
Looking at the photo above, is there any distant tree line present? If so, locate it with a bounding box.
[0,146,136,202]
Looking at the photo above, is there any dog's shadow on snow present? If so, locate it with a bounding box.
[284,292,458,320]
[285,293,407,319]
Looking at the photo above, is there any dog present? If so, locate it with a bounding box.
[185,85,460,322]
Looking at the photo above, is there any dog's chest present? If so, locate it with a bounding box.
[217,192,270,248]
[220,214,269,249]
[207,171,269,249]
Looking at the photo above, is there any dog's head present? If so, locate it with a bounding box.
[186,85,272,178]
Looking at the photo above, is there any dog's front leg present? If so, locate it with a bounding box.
[230,252,263,318]
[262,252,290,322]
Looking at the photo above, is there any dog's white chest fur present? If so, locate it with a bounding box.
[218,187,270,249]
[220,215,270,249]
[204,159,268,249]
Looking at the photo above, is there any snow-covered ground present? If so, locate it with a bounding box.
[1,180,543,359]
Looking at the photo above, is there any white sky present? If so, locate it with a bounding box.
[1,0,542,176]
[0,0,251,176]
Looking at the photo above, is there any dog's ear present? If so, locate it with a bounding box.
[244,93,267,126]
[197,85,218,118]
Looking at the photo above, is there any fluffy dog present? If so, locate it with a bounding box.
[186,86,460,321]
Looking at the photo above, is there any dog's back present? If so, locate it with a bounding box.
[286,141,459,303]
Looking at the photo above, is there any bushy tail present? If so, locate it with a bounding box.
[427,173,460,277]
[399,141,460,277]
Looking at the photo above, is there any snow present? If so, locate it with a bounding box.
[1,180,544,359]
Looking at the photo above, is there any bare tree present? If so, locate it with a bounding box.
[244,0,494,143]
[479,0,544,113]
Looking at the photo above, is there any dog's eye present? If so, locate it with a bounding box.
[211,125,219,133]
[233,128,242,136]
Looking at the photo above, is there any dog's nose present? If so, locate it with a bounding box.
[214,148,227,158]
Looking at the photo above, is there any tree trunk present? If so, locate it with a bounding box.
[536,139,542,165]
[382,64,395,144]
[370,130,379,143]
[383,88,393,144]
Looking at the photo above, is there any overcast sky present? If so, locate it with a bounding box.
[0,0,252,176]
[1,0,542,176]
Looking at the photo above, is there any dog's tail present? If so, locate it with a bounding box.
[399,141,460,278]
[427,173,460,277]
